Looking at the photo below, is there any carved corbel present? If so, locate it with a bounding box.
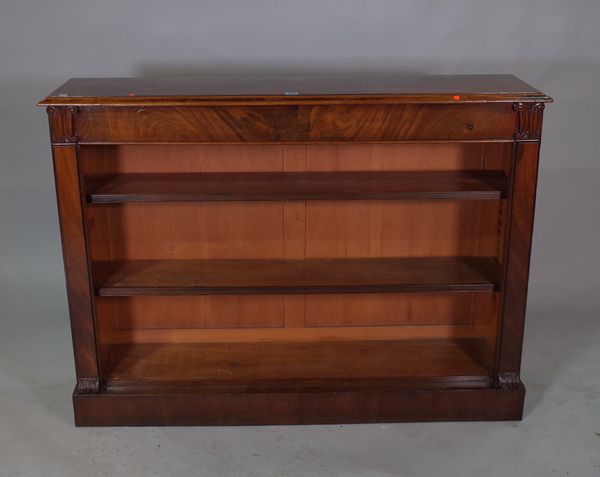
[513,102,545,140]
[47,106,79,144]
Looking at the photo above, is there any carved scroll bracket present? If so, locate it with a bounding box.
[77,377,101,394]
[47,106,79,144]
[513,102,545,141]
[495,372,522,389]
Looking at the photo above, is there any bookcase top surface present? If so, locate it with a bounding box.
[39,74,551,106]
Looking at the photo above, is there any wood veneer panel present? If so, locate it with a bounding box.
[92,257,500,296]
[305,292,494,327]
[76,106,302,143]
[87,202,284,261]
[306,200,500,258]
[304,104,516,142]
[281,146,308,327]
[79,143,509,175]
[73,104,516,143]
[304,143,509,172]
[100,324,493,344]
[85,171,507,203]
[87,201,502,261]
[79,144,286,174]
[96,296,284,330]
[101,338,492,384]
[95,292,493,333]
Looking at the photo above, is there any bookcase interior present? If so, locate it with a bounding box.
[79,143,511,387]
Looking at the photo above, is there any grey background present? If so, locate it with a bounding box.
[1,1,599,476]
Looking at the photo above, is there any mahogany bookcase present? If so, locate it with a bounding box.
[39,75,552,426]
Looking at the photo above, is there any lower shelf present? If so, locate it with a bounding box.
[80,338,523,426]
[102,338,492,387]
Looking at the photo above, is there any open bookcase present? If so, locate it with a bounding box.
[39,75,551,425]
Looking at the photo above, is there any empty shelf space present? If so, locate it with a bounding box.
[85,171,508,203]
[102,338,493,386]
[92,257,501,296]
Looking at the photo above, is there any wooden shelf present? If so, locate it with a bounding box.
[92,257,501,296]
[102,338,493,386]
[85,171,507,203]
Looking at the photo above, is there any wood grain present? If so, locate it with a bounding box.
[72,104,517,143]
[304,104,516,142]
[94,292,495,341]
[84,171,507,203]
[92,257,501,296]
[95,295,284,330]
[73,385,526,426]
[51,145,100,393]
[305,292,493,327]
[79,143,509,174]
[101,338,493,384]
[75,106,302,143]
[39,74,551,106]
[87,202,285,261]
[87,200,501,261]
[305,200,500,258]
[496,142,542,378]
[99,323,494,345]
[41,76,549,425]
[305,143,509,172]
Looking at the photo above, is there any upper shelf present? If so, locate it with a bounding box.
[85,171,507,203]
[38,74,552,106]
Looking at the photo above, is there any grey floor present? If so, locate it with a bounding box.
[1,170,599,476]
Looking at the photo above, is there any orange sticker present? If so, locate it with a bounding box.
[453,95,461,101]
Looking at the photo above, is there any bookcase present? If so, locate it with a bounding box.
[39,75,551,425]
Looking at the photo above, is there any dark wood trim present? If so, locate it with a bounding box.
[37,75,552,107]
[51,145,101,393]
[73,384,525,426]
[43,96,552,107]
